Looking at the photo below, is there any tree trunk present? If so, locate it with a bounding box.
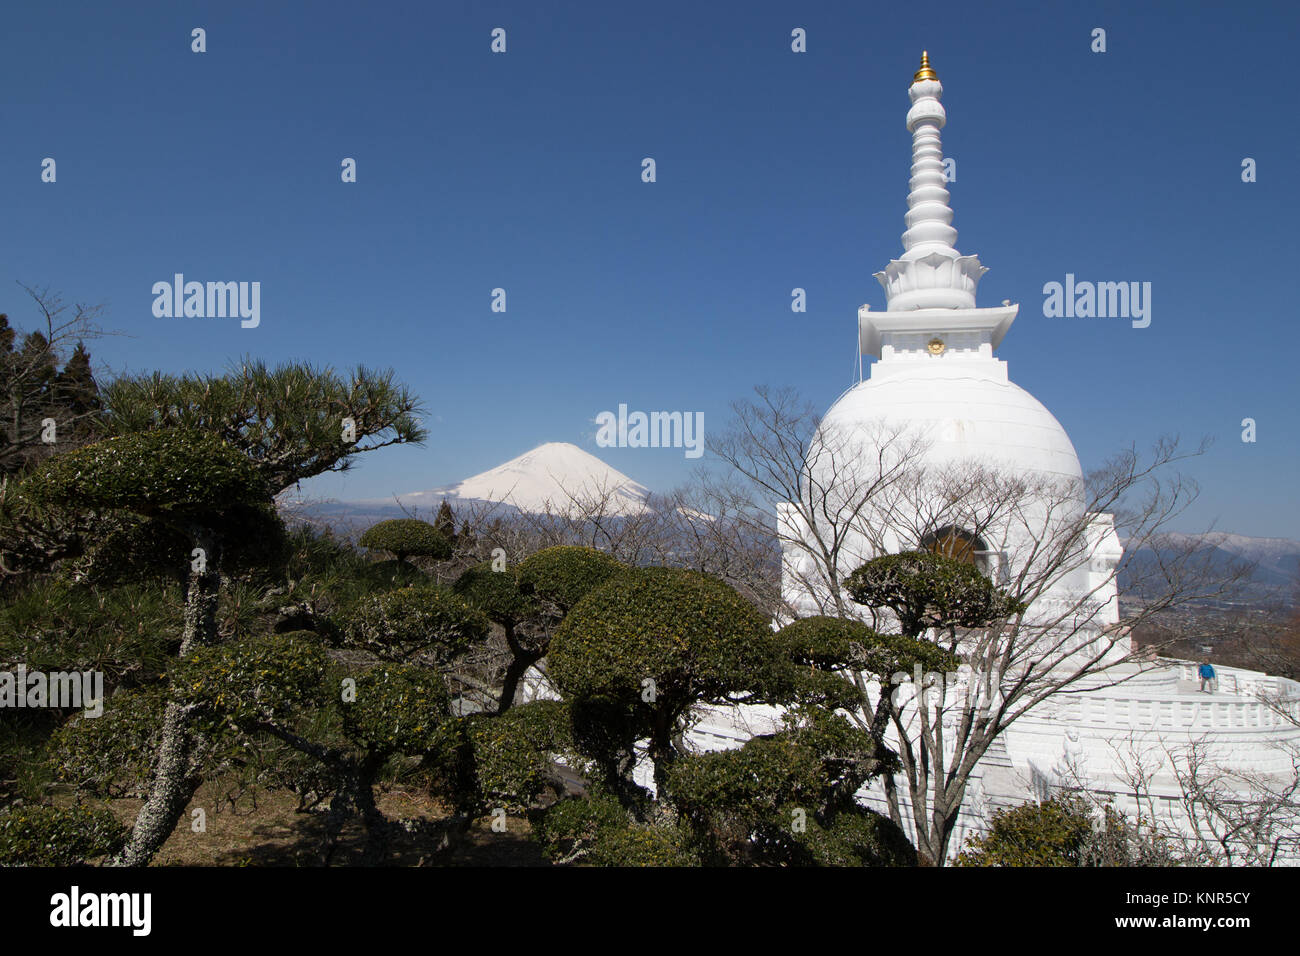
[109,530,220,867]
[110,700,201,866]
[355,757,391,865]
[648,709,677,799]
[497,628,539,714]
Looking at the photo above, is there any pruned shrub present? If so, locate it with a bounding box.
[340,585,489,663]
[534,794,632,862]
[515,546,626,618]
[358,518,452,564]
[0,803,128,866]
[452,561,536,628]
[585,822,698,867]
[174,631,331,727]
[467,700,573,811]
[48,689,167,798]
[341,664,450,755]
[21,429,268,518]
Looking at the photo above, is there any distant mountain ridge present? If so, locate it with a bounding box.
[1120,532,1299,607]
[293,445,1299,607]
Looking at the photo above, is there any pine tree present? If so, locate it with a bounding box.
[434,500,458,546]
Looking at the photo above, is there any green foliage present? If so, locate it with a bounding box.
[99,359,427,494]
[778,615,869,669]
[467,700,573,810]
[549,567,779,708]
[515,546,626,617]
[585,822,698,867]
[845,551,1026,638]
[359,518,452,563]
[783,666,868,711]
[785,712,899,806]
[342,664,450,755]
[0,579,180,683]
[667,713,900,864]
[280,524,425,612]
[48,689,166,797]
[68,516,191,586]
[563,694,643,799]
[794,809,918,867]
[72,505,289,587]
[340,584,489,663]
[550,567,787,799]
[534,793,631,862]
[850,631,963,681]
[956,794,1096,866]
[0,803,127,866]
[21,429,269,520]
[452,561,536,628]
[668,735,826,822]
[175,632,331,727]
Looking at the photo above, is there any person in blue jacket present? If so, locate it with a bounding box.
[1198,660,1216,693]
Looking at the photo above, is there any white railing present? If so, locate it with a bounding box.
[1070,696,1291,739]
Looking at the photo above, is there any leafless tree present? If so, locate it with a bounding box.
[0,284,110,477]
[1097,734,1300,866]
[707,385,926,620]
[705,385,1253,864]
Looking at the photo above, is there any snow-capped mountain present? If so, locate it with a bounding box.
[359,442,652,517]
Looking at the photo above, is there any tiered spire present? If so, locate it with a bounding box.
[873,52,987,311]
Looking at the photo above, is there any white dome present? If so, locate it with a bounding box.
[816,372,1083,484]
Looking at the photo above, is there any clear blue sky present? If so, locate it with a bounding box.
[2,0,1296,536]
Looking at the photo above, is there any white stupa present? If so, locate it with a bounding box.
[779,50,1120,634]
[687,53,1300,863]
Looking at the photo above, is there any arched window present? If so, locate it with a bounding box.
[919,525,984,564]
[918,526,1006,583]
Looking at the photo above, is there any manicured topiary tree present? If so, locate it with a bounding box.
[176,631,455,863]
[20,429,278,867]
[455,546,626,713]
[452,561,539,712]
[775,614,960,735]
[549,566,783,797]
[845,550,1026,639]
[533,791,632,863]
[15,361,431,868]
[843,550,1028,865]
[359,518,452,566]
[516,545,627,621]
[463,699,574,812]
[666,711,905,866]
[340,584,489,664]
[21,430,275,648]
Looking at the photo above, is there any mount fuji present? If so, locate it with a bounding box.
[334,442,653,520]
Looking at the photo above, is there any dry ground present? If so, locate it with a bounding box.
[101,779,551,867]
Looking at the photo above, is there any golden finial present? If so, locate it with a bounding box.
[913,50,938,83]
